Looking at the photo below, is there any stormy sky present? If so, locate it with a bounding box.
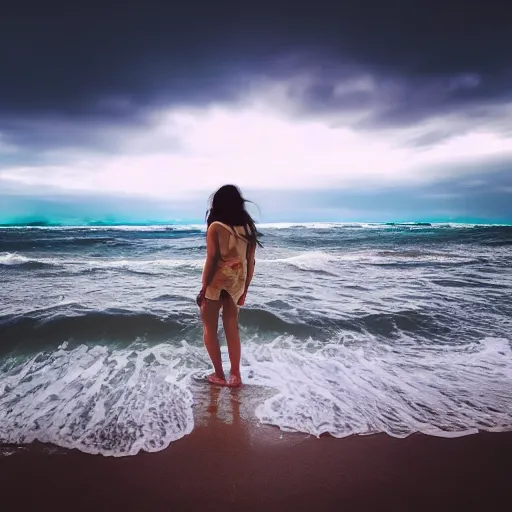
[1,1,511,224]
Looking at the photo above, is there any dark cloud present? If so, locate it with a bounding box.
[2,1,511,116]
[405,130,455,148]
[0,113,167,160]
[356,72,512,129]
[278,67,512,138]
[1,0,511,160]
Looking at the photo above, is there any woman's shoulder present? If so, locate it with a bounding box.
[208,221,231,229]
[209,221,242,232]
[208,221,227,232]
[208,222,234,239]
[209,221,250,237]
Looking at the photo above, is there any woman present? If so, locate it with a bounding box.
[197,185,262,388]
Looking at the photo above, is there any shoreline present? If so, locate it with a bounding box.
[1,384,512,510]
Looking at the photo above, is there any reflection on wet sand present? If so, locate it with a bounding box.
[191,381,311,450]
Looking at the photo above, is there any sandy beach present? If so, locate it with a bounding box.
[1,383,511,511]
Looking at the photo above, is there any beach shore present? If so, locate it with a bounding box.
[1,384,511,511]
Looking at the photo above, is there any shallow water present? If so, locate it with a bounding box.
[1,222,511,456]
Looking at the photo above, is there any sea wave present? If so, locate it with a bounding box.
[257,222,511,231]
[249,335,512,438]
[0,308,307,348]
[1,335,510,456]
[0,224,206,232]
[0,252,58,269]
[0,306,465,352]
[1,222,511,457]
[0,253,31,265]
[2,222,511,232]
[0,310,199,346]
[0,343,195,456]
[88,258,204,271]
[0,252,204,273]
[260,249,484,270]
[262,252,336,272]
[0,237,130,252]
[0,249,487,274]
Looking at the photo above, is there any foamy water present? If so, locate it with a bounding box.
[1,335,511,456]
[248,336,512,438]
[0,343,195,456]
[1,223,511,455]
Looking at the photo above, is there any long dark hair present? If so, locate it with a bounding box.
[206,184,263,247]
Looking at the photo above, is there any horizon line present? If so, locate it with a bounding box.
[1,220,511,229]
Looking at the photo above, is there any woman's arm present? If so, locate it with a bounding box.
[244,242,257,292]
[201,224,220,290]
[237,242,256,306]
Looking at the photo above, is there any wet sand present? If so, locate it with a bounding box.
[1,384,511,511]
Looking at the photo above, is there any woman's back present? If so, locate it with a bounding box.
[203,221,249,304]
[213,222,249,261]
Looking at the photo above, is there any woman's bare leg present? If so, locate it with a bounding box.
[222,295,242,387]
[201,299,226,385]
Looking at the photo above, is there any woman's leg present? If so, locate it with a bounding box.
[201,298,226,385]
[221,294,242,387]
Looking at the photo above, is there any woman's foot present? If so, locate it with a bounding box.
[207,373,227,386]
[227,374,242,388]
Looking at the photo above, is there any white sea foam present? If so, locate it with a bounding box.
[257,222,348,230]
[0,252,31,265]
[1,222,509,233]
[0,252,63,268]
[245,336,512,438]
[338,250,480,265]
[0,343,196,456]
[0,247,487,276]
[0,252,204,271]
[260,249,478,270]
[1,336,511,456]
[86,258,204,271]
[261,252,335,271]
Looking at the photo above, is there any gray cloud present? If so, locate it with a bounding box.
[405,130,455,148]
[274,67,512,140]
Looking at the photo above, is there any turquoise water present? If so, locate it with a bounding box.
[1,215,510,227]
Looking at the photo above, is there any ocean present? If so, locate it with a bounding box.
[1,222,511,456]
